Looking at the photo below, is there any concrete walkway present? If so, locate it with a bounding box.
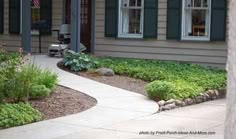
[0,55,225,139]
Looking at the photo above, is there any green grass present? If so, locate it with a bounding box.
[96,57,227,100]
[0,103,42,129]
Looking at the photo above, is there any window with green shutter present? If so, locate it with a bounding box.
[167,0,227,41]
[9,0,52,35]
[0,0,3,34]
[105,0,157,39]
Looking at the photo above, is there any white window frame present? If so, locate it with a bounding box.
[181,0,211,41]
[118,0,144,39]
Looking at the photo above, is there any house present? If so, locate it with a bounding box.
[0,0,227,68]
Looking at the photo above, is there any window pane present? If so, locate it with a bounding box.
[137,0,141,6]
[121,9,142,34]
[122,0,129,7]
[194,0,201,7]
[184,9,208,37]
[129,0,136,6]
[31,0,40,31]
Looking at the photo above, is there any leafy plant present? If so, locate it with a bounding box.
[0,103,42,129]
[145,81,175,100]
[29,85,51,99]
[96,57,227,100]
[63,50,98,72]
[29,65,58,90]
[0,47,58,103]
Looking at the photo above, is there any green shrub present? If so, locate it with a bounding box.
[145,80,204,100]
[0,61,58,103]
[29,65,58,90]
[0,103,42,129]
[63,50,98,72]
[145,81,175,100]
[29,85,51,99]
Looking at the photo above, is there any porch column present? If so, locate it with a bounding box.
[22,0,31,53]
[70,0,81,52]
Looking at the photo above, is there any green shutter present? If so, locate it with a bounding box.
[211,0,227,41]
[143,0,157,38]
[9,0,20,34]
[40,0,52,35]
[167,0,181,39]
[105,0,118,37]
[0,0,3,34]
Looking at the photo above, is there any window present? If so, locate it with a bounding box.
[118,0,144,38]
[31,0,40,34]
[20,0,41,34]
[182,0,211,41]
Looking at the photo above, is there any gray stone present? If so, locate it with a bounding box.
[181,102,186,107]
[165,99,175,105]
[208,90,216,96]
[175,100,183,107]
[165,103,177,110]
[184,98,194,105]
[202,96,208,102]
[212,96,217,100]
[96,68,115,76]
[204,93,210,100]
[195,96,203,104]
[157,100,165,106]
[215,90,219,97]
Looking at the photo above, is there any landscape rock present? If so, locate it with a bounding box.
[95,68,115,76]
[165,99,175,105]
[214,90,219,97]
[212,96,217,100]
[161,104,176,111]
[184,98,194,105]
[195,96,203,104]
[158,100,166,106]
[175,100,183,107]
[207,90,216,96]
[204,93,210,100]
[181,102,186,107]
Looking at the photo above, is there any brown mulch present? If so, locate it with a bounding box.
[57,61,148,96]
[80,72,148,96]
[29,86,97,120]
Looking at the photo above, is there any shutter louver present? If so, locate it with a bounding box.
[9,0,20,34]
[105,0,118,37]
[167,0,181,40]
[143,0,158,39]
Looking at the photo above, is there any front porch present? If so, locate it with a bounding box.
[21,0,95,54]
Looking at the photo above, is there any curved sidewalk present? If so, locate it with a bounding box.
[0,55,158,139]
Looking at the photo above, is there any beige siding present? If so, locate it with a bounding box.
[1,0,63,53]
[94,0,228,68]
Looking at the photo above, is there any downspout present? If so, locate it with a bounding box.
[90,0,95,54]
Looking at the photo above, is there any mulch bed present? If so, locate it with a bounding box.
[57,62,148,96]
[29,86,97,120]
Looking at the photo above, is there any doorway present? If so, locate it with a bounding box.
[65,0,92,52]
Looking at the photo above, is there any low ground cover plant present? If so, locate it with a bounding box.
[63,50,98,72]
[0,46,58,128]
[96,57,226,100]
[0,103,42,129]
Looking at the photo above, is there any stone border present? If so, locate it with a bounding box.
[158,89,226,112]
